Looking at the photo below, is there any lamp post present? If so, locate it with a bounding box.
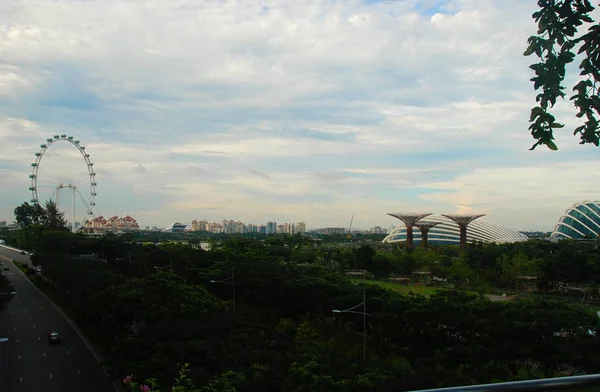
[332,288,372,362]
[0,338,8,343]
[0,292,16,296]
[210,268,235,313]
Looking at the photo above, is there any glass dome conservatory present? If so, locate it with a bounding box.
[551,201,600,239]
[382,214,528,245]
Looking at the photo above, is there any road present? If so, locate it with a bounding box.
[0,245,117,392]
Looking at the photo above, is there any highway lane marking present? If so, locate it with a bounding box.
[43,352,46,357]
[16,339,18,343]
[20,377,22,383]
[38,337,40,341]
[68,349,71,354]
[18,355,20,360]
[33,324,36,328]
[77,369,81,375]
[10,257,108,377]
[49,373,53,379]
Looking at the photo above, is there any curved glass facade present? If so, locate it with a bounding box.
[551,201,600,239]
[382,215,528,245]
[163,222,187,233]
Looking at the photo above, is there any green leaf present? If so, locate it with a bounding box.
[523,42,537,56]
[546,140,558,151]
[550,122,564,128]
[529,107,545,122]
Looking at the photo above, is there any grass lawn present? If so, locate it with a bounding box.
[349,278,445,297]
[585,304,600,314]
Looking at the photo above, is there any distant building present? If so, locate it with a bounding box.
[85,215,140,232]
[521,231,548,238]
[296,222,307,233]
[187,218,306,235]
[370,226,384,234]
[315,228,347,235]
[0,220,6,227]
[163,222,187,233]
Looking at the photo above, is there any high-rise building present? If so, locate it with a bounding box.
[296,222,306,233]
[191,219,209,231]
[85,215,140,232]
[187,218,305,235]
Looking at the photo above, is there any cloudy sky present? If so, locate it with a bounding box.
[1,0,599,231]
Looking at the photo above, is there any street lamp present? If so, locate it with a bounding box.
[0,292,17,296]
[332,288,372,362]
[210,268,235,313]
[0,338,8,343]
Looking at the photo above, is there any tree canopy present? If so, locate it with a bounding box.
[13,200,67,230]
[6,225,599,392]
[525,0,600,150]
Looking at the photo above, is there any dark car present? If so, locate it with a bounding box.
[2,266,8,271]
[48,332,62,344]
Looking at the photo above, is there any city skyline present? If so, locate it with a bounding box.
[2,1,600,232]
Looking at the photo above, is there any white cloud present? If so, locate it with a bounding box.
[0,0,598,231]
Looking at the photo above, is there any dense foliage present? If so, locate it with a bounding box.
[13,200,67,230]
[525,0,600,150]
[3,224,599,391]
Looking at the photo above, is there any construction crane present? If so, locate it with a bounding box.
[346,215,354,239]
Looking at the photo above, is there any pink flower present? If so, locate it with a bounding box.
[139,385,150,392]
[123,375,133,384]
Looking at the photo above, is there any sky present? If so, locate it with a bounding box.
[1,0,599,232]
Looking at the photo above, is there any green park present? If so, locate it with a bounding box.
[2,199,600,392]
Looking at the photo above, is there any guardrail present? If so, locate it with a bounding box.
[411,374,600,391]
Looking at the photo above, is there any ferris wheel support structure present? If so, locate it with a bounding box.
[54,184,77,233]
[29,135,97,233]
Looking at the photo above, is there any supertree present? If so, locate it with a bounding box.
[414,221,440,249]
[441,214,485,251]
[387,213,432,249]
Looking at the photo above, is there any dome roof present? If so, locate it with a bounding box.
[551,201,600,239]
[382,214,528,245]
[163,222,187,232]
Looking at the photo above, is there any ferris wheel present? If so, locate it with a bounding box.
[29,135,97,232]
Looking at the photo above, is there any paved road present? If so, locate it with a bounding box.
[0,245,32,266]
[0,245,116,392]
